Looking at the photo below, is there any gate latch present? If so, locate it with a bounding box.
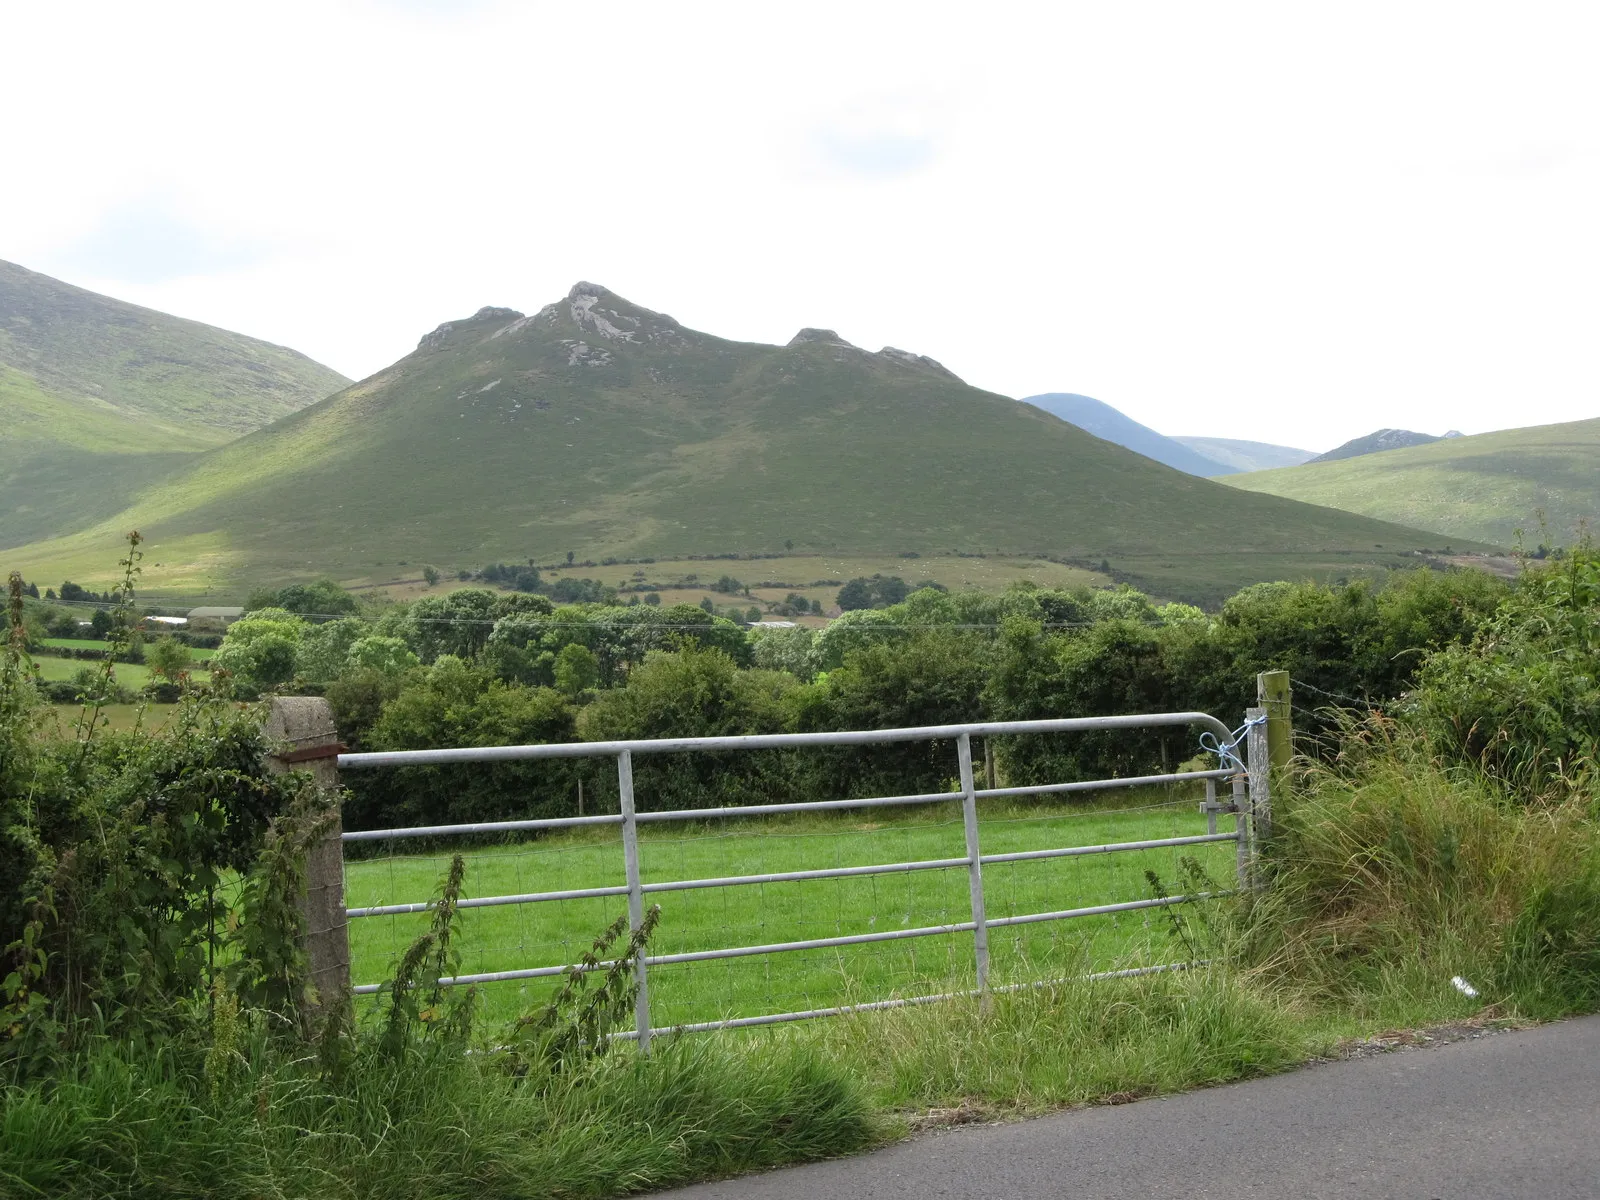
[1199,779,1236,835]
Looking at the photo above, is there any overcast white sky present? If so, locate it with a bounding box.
[3,1,1597,451]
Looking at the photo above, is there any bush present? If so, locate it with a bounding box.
[788,630,990,798]
[1412,550,1599,792]
[341,658,583,831]
[0,687,313,1052]
[578,647,799,810]
[987,617,1183,784]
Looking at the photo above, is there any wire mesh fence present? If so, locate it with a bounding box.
[338,713,1259,1039]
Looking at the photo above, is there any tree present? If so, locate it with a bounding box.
[269,579,360,617]
[836,578,874,612]
[785,539,794,551]
[566,551,576,566]
[745,606,762,624]
[210,608,309,696]
[836,575,909,611]
[553,643,599,697]
[89,608,113,639]
[698,597,715,614]
[643,592,662,607]
[145,637,193,681]
[422,566,440,588]
[346,635,420,675]
[296,618,369,682]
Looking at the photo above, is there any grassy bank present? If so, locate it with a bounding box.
[1,1025,880,1199]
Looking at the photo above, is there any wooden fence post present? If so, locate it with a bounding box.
[264,696,351,1031]
[1256,670,1293,776]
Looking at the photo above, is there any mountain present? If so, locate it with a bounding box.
[1226,417,1600,547]
[1170,437,1316,474]
[4,283,1481,604]
[1308,428,1460,464]
[0,259,349,546]
[1019,393,1236,476]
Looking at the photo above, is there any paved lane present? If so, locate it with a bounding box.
[661,1015,1600,1199]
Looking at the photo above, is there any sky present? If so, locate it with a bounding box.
[3,1,1597,452]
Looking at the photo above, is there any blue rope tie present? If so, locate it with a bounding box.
[1198,714,1265,772]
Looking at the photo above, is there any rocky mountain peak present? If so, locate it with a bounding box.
[878,346,958,379]
[787,328,858,349]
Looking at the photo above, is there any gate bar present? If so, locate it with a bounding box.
[617,749,651,1055]
[957,733,989,993]
[349,893,1208,993]
[337,713,1234,768]
[343,832,1241,919]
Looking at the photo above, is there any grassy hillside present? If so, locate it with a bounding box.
[0,259,349,545]
[1225,417,1600,547]
[3,284,1480,605]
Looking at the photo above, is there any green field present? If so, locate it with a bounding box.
[345,791,1236,1030]
[45,702,182,735]
[39,637,214,660]
[1226,416,1600,547]
[33,654,211,688]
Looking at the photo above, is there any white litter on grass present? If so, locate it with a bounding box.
[1451,975,1480,998]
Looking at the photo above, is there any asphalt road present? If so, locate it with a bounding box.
[661,1015,1600,1199]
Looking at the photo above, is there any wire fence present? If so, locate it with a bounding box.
[336,712,1266,1045]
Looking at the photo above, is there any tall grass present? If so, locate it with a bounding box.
[1242,715,1600,1022]
[810,966,1310,1116]
[0,1031,879,1199]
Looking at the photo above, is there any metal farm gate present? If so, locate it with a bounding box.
[334,710,1271,1049]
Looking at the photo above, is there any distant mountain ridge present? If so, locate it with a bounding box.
[1020,393,1237,476]
[1,259,349,546]
[1227,417,1600,546]
[1309,428,1461,463]
[1171,436,1316,474]
[3,281,1467,604]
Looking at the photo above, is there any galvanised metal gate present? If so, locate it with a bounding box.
[337,710,1270,1050]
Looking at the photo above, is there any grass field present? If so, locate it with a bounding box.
[32,655,211,688]
[43,703,182,734]
[345,789,1236,1031]
[39,637,215,659]
[359,553,1113,615]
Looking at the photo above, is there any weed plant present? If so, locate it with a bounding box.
[1241,715,1600,1022]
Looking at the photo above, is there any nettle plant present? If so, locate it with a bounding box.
[0,539,323,1066]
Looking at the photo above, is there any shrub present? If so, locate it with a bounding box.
[788,630,990,798]
[578,647,799,809]
[342,658,582,831]
[1413,549,1599,791]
